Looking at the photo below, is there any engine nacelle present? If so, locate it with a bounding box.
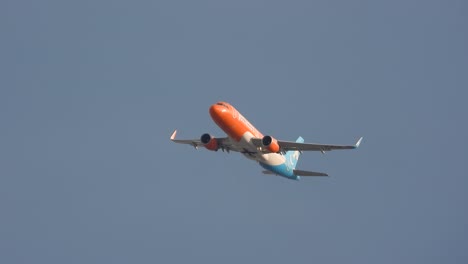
[262,135,280,153]
[200,133,218,151]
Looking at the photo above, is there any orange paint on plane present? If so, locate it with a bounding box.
[204,138,218,151]
[209,102,263,142]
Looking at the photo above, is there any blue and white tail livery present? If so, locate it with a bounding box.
[284,136,304,170]
[260,136,328,180]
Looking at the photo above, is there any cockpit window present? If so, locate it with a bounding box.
[216,102,229,108]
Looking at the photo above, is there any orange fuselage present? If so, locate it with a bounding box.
[209,102,263,142]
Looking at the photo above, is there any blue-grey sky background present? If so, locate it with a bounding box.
[1,0,467,263]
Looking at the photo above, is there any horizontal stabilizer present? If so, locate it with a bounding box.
[293,169,328,176]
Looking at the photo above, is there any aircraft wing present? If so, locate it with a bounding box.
[251,137,363,153]
[278,137,363,152]
[170,130,244,152]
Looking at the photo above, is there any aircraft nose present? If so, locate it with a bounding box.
[210,102,233,121]
[209,104,225,118]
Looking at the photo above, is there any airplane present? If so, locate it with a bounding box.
[170,101,362,180]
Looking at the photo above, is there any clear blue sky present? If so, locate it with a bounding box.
[1,0,467,263]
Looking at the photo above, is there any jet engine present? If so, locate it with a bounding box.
[262,135,280,153]
[200,133,218,151]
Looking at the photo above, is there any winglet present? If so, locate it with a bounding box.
[170,130,177,140]
[355,137,363,148]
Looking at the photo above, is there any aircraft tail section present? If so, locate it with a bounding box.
[284,136,304,169]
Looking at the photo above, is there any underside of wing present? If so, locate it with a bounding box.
[170,130,204,147]
[251,136,363,153]
[170,130,243,152]
[278,137,363,152]
[215,137,244,152]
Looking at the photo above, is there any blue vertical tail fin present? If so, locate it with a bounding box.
[284,136,303,169]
